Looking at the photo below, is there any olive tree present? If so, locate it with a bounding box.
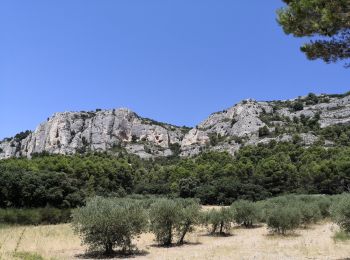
[266,206,301,235]
[149,199,201,246]
[331,195,350,233]
[316,196,332,218]
[72,197,148,255]
[298,202,322,227]
[231,200,260,228]
[176,200,201,245]
[204,207,233,235]
[149,199,181,246]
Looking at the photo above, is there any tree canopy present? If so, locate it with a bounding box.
[278,0,350,65]
[2,124,350,207]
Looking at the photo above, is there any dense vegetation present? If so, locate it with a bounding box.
[2,133,350,208]
[0,207,71,225]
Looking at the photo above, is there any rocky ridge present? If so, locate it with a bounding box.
[1,92,350,159]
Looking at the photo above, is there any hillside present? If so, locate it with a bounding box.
[1,92,350,159]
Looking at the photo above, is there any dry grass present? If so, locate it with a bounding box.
[0,222,349,260]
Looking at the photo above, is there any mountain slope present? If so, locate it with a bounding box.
[1,92,350,159]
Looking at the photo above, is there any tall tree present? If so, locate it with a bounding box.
[278,0,350,65]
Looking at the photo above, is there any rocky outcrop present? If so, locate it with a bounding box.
[0,108,186,159]
[179,94,350,157]
[1,92,350,159]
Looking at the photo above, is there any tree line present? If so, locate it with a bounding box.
[1,138,350,208]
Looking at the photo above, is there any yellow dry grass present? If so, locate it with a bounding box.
[0,222,349,260]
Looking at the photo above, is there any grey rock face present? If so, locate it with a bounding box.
[1,93,350,159]
[0,108,185,159]
[180,99,272,156]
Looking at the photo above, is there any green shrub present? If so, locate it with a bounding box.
[0,209,40,225]
[255,201,269,223]
[332,230,350,241]
[258,126,270,137]
[298,202,322,226]
[149,199,181,246]
[292,101,304,111]
[12,251,44,260]
[72,197,148,255]
[1,210,18,224]
[16,210,41,225]
[204,207,233,235]
[149,198,202,246]
[39,207,71,224]
[231,200,260,228]
[258,195,332,226]
[266,206,301,235]
[331,195,350,233]
[257,196,291,223]
[176,200,201,244]
[315,196,332,218]
[0,208,71,225]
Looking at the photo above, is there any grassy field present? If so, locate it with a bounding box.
[0,221,349,260]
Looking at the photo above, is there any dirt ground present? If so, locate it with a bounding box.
[0,221,349,260]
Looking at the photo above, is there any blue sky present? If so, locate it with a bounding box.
[1,1,349,139]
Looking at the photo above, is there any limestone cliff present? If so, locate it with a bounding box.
[1,92,350,159]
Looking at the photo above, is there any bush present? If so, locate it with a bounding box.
[149,199,181,246]
[292,101,304,111]
[266,206,301,235]
[316,196,332,218]
[258,126,270,137]
[39,207,71,224]
[176,200,201,244]
[331,195,350,233]
[16,210,41,225]
[298,202,321,226]
[149,198,202,246]
[231,200,260,228]
[72,197,148,255]
[12,251,44,260]
[203,207,233,235]
[257,196,291,222]
[14,130,31,142]
[0,208,71,225]
[332,230,350,241]
[258,195,332,226]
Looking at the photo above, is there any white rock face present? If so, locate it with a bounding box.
[1,93,350,159]
[198,100,272,136]
[0,108,185,159]
[179,99,273,156]
[181,129,209,147]
[179,94,350,156]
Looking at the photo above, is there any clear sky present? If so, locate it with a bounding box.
[1,1,349,139]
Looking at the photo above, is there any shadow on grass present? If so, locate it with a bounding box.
[298,224,318,230]
[201,232,233,237]
[75,249,149,259]
[150,241,202,248]
[233,224,264,230]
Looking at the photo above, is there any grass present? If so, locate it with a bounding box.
[13,251,45,260]
[0,222,348,259]
[14,227,26,253]
[333,230,350,242]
